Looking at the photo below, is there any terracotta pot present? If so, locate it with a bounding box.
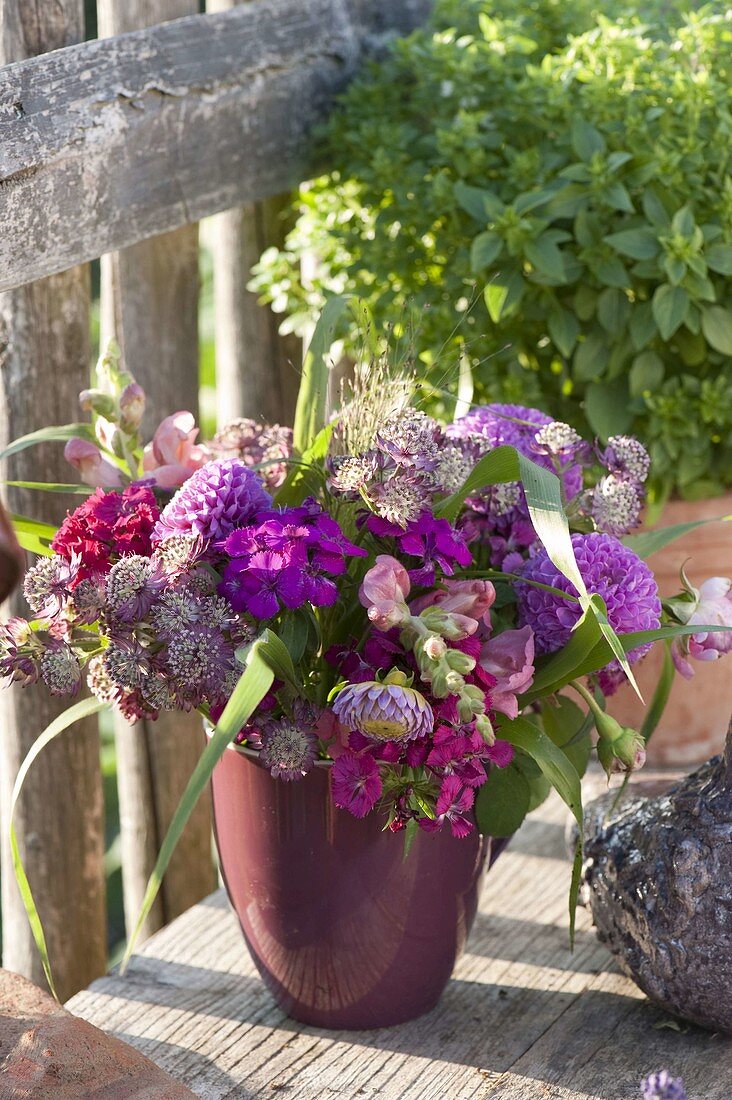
[210,744,497,1030]
[609,493,732,765]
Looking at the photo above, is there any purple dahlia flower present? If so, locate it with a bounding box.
[333,675,434,742]
[517,532,661,667]
[152,459,271,546]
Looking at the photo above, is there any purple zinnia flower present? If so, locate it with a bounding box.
[152,459,271,546]
[259,714,317,780]
[333,672,434,741]
[641,1070,687,1100]
[517,532,661,673]
[332,750,382,817]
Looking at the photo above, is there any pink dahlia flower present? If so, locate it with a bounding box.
[143,411,209,489]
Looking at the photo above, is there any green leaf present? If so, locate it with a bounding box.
[484,271,524,322]
[629,301,657,349]
[572,118,605,161]
[640,642,675,744]
[540,695,593,776]
[629,351,664,396]
[475,763,530,837]
[672,205,695,238]
[293,296,351,454]
[642,188,670,229]
[10,696,107,1000]
[604,228,659,261]
[4,481,91,495]
[498,715,584,942]
[548,308,580,358]
[706,243,732,276]
[470,231,503,271]
[701,305,732,355]
[524,234,565,281]
[0,423,99,464]
[11,514,58,557]
[573,332,608,382]
[454,182,502,222]
[121,632,283,972]
[584,378,632,441]
[603,183,635,214]
[652,284,688,340]
[527,608,603,699]
[276,611,309,665]
[623,515,731,559]
[597,288,630,334]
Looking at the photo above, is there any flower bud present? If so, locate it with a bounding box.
[79,388,117,419]
[475,713,495,744]
[423,634,447,660]
[445,669,465,695]
[445,648,476,674]
[119,382,146,432]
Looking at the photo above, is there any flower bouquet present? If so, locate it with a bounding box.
[3,303,730,1026]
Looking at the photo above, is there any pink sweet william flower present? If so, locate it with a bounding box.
[64,438,123,489]
[421,775,475,838]
[673,577,732,679]
[142,411,209,489]
[479,625,535,719]
[359,554,411,630]
[332,750,382,817]
[411,578,496,628]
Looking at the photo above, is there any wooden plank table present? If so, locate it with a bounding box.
[68,792,731,1099]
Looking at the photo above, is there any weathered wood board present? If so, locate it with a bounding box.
[0,0,431,292]
[68,792,732,1099]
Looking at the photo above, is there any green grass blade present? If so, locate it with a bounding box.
[9,696,107,1000]
[120,635,281,973]
[640,641,675,744]
[293,296,351,454]
[624,515,731,560]
[11,513,58,557]
[0,423,98,463]
[5,481,91,495]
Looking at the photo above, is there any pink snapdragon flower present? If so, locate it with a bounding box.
[359,554,411,630]
[411,578,496,628]
[142,411,209,489]
[479,625,535,719]
[673,577,732,679]
[64,438,123,489]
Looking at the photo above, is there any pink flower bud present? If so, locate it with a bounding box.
[119,382,146,432]
[64,437,123,488]
[142,411,209,489]
[359,554,411,631]
[410,578,496,628]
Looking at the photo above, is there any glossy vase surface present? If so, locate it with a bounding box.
[211,744,496,1030]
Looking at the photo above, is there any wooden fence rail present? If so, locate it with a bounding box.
[0,0,431,999]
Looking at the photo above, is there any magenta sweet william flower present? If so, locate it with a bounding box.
[332,750,382,817]
[517,534,661,673]
[359,554,411,630]
[421,776,475,838]
[333,672,434,742]
[366,510,472,586]
[220,550,305,618]
[479,625,535,719]
[153,459,271,546]
[143,411,209,489]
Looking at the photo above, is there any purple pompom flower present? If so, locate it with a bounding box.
[641,1070,687,1100]
[333,672,434,741]
[152,459,271,546]
[517,532,661,674]
[332,750,382,817]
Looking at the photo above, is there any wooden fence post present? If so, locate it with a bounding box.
[208,0,302,428]
[0,0,107,1000]
[98,0,217,944]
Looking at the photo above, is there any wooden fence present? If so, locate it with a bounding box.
[0,0,431,1001]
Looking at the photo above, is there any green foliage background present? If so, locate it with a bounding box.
[252,0,732,503]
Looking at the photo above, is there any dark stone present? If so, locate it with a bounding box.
[0,968,195,1098]
[582,724,732,1034]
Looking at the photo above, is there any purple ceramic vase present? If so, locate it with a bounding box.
[211,743,502,1030]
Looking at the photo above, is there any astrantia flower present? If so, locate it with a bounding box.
[328,452,379,494]
[332,750,382,817]
[153,534,205,578]
[533,421,583,457]
[105,555,167,622]
[104,637,153,690]
[591,475,643,537]
[23,555,77,619]
[52,485,160,580]
[211,418,292,491]
[259,715,317,780]
[369,476,427,526]
[517,533,661,671]
[40,643,82,696]
[604,435,650,484]
[165,624,236,699]
[333,672,434,741]
[87,654,119,706]
[152,459,271,546]
[151,585,235,639]
[376,410,442,472]
[641,1070,687,1100]
[0,618,41,687]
